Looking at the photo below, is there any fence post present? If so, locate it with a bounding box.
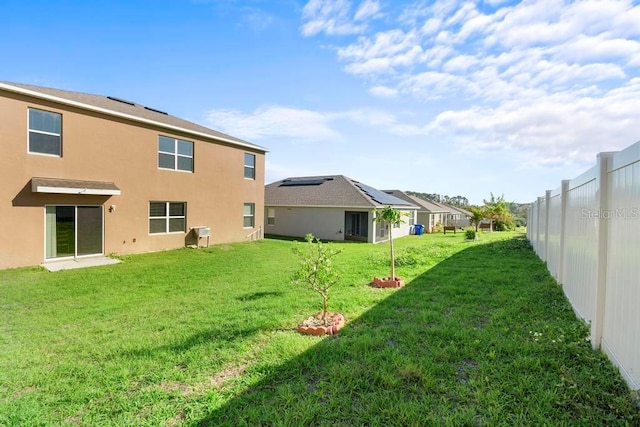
[558,180,570,286]
[591,152,614,350]
[544,190,552,263]
[536,196,543,258]
[527,203,533,243]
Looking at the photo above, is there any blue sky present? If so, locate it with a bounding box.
[3,0,639,204]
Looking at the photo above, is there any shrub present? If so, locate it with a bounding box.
[464,228,476,240]
[494,219,515,231]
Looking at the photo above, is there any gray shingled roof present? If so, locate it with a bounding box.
[383,190,451,213]
[409,196,452,213]
[443,203,472,217]
[266,176,415,208]
[0,81,266,152]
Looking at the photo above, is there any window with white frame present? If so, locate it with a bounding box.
[158,136,193,172]
[267,207,275,225]
[149,202,186,234]
[244,153,255,179]
[243,203,255,228]
[28,108,62,156]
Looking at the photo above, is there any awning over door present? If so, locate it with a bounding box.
[31,177,121,196]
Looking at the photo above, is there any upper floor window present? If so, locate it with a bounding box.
[158,136,193,172]
[149,202,186,234]
[28,108,62,156]
[244,153,255,179]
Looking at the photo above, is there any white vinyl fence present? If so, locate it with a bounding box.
[528,140,640,391]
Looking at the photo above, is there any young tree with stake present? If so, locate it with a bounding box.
[373,206,409,280]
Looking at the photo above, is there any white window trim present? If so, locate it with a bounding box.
[149,201,187,234]
[27,108,62,157]
[243,203,255,228]
[244,153,256,180]
[267,208,275,226]
[158,136,194,173]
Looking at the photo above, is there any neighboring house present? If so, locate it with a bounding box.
[382,190,448,233]
[440,203,472,227]
[384,190,472,231]
[265,176,417,243]
[0,81,266,269]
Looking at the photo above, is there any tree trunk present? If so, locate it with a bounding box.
[389,222,395,279]
[322,294,328,326]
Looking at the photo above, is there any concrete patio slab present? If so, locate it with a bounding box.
[42,256,121,272]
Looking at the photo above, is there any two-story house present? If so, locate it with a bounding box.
[0,81,266,269]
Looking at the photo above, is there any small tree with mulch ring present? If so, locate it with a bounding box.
[292,233,342,326]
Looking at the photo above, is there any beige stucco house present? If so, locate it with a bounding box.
[265,176,417,243]
[384,190,473,231]
[382,190,448,233]
[436,202,472,228]
[0,81,266,269]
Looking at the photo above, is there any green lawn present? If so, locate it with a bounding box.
[1,232,638,425]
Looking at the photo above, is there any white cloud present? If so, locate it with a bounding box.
[301,0,362,36]
[206,104,434,143]
[299,0,640,168]
[420,18,441,35]
[444,2,479,27]
[427,79,640,166]
[354,0,381,21]
[399,71,476,100]
[442,55,478,72]
[338,29,424,75]
[369,85,398,98]
[300,0,382,36]
[205,106,342,142]
[551,35,640,65]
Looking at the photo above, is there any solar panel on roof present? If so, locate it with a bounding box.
[280,178,328,187]
[144,106,168,115]
[107,96,135,106]
[354,183,412,205]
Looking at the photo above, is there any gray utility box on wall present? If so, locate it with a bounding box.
[191,226,211,248]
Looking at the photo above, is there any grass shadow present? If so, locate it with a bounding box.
[197,236,639,425]
[120,326,262,358]
[236,291,283,302]
[264,234,363,244]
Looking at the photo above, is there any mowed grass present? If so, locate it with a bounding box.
[1,232,638,425]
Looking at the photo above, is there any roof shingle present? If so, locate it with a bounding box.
[0,81,266,153]
[266,176,415,208]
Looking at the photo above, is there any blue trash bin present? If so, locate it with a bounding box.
[415,224,424,235]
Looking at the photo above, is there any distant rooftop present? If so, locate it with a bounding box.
[266,175,416,208]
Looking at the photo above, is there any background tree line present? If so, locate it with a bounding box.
[406,190,530,231]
